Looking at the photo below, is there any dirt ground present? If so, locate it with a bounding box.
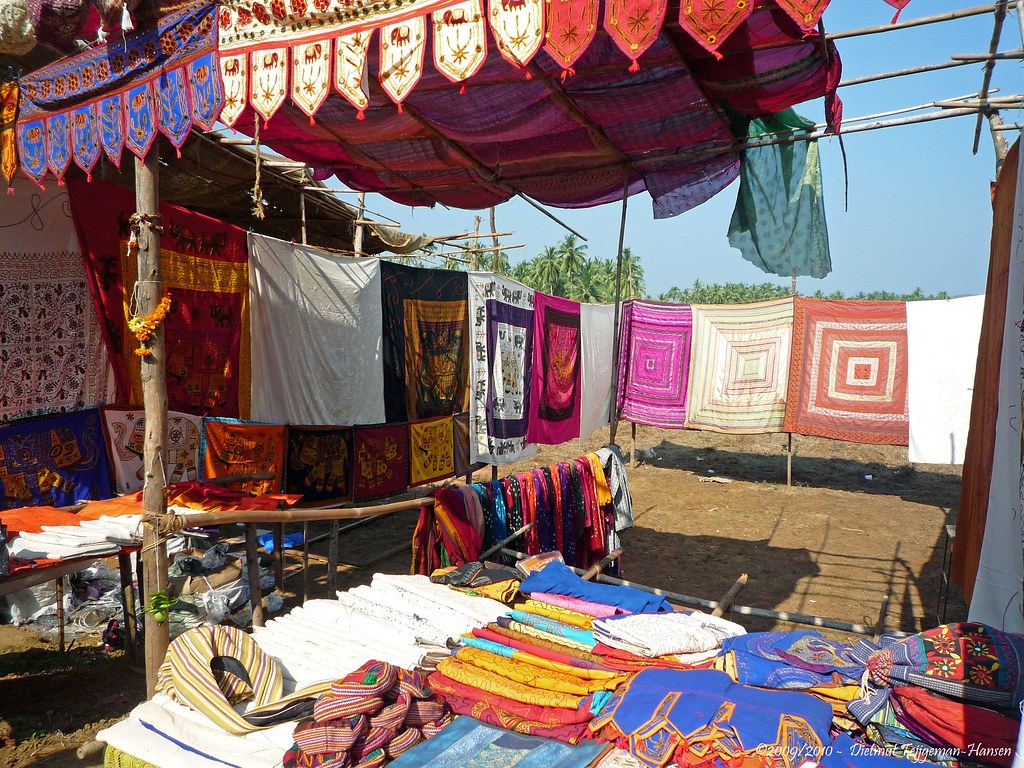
[0,426,964,767]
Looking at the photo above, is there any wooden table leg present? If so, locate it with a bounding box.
[117,552,137,659]
[244,523,265,628]
[55,578,65,653]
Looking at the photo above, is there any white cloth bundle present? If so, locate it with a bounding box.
[7,535,119,560]
[593,611,746,658]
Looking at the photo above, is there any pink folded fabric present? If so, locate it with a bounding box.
[530,592,629,618]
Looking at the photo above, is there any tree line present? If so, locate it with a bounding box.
[407,235,953,304]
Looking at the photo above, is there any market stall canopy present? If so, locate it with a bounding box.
[4,0,896,216]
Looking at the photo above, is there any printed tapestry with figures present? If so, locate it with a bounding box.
[70,179,251,420]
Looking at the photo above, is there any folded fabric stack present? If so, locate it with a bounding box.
[593,610,746,664]
[589,668,834,768]
[250,574,509,689]
[429,560,523,603]
[848,622,1023,767]
[283,660,451,768]
[2,505,137,562]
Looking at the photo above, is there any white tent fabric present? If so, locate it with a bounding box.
[970,145,1024,633]
[579,303,616,444]
[247,233,385,425]
[906,294,984,464]
[0,178,113,421]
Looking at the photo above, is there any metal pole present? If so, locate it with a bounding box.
[328,519,339,594]
[608,171,629,446]
[135,150,169,697]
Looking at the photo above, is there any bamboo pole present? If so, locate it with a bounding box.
[839,59,973,89]
[302,521,310,603]
[951,49,1024,60]
[516,194,588,241]
[581,549,622,581]
[828,3,999,40]
[136,150,169,697]
[973,0,1011,154]
[490,207,500,272]
[244,523,265,627]
[711,573,749,618]
[157,496,432,528]
[497,548,902,636]
[479,522,535,561]
[608,172,629,447]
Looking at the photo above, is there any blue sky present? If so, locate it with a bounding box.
[348,2,1021,297]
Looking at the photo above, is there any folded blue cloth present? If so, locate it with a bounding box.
[257,531,304,553]
[518,560,671,614]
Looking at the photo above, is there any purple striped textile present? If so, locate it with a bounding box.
[616,300,693,428]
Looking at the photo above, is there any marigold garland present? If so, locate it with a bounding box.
[129,292,172,357]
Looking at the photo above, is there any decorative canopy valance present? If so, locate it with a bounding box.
[16,1,221,184]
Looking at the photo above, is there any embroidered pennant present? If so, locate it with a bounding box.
[604,0,666,66]
[291,39,331,121]
[380,17,426,108]
[432,0,487,85]
[679,0,754,55]
[70,103,101,178]
[544,0,598,71]
[157,67,192,150]
[16,118,46,184]
[489,0,544,68]
[0,82,18,189]
[773,0,828,32]
[45,112,72,183]
[188,52,224,131]
[125,82,157,159]
[219,54,248,128]
[334,32,371,113]
[99,93,125,167]
[250,47,288,123]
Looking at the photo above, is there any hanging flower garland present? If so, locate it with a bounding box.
[128,291,172,357]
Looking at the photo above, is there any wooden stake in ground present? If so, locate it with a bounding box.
[608,171,630,446]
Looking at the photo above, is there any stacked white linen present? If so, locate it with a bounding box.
[593,611,746,662]
[7,534,119,560]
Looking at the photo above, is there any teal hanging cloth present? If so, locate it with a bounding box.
[728,109,832,279]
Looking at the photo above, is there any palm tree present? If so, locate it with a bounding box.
[619,247,645,299]
[570,258,612,303]
[556,235,587,292]
[533,246,563,295]
[490,250,511,274]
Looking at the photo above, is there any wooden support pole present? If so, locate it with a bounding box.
[786,433,793,488]
[630,423,637,468]
[135,150,169,696]
[479,521,535,562]
[273,523,285,591]
[156,495,431,528]
[828,3,998,40]
[608,171,629,446]
[581,549,622,581]
[327,520,339,594]
[117,552,137,660]
[302,521,310,603]
[491,465,498,482]
[972,0,1010,153]
[498,548,903,636]
[711,573,749,618]
[55,578,65,653]
[489,206,500,271]
[244,523,264,628]
[299,189,307,245]
[873,594,890,642]
[516,194,588,241]
[353,193,366,257]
